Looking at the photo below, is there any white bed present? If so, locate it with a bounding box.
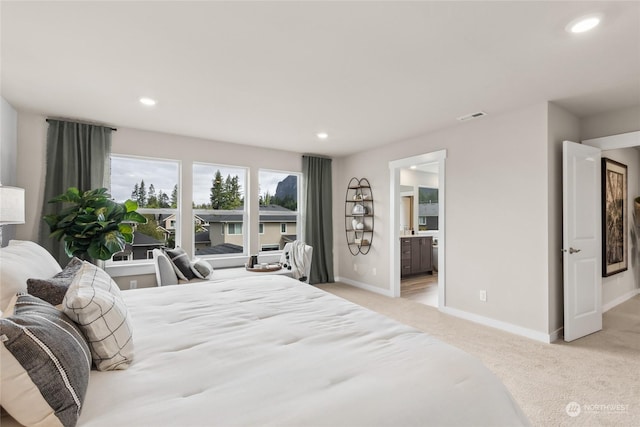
[73,275,527,426]
[1,241,528,426]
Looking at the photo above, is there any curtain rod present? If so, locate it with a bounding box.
[46,118,117,132]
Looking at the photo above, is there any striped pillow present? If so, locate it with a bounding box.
[0,294,91,427]
[63,262,134,371]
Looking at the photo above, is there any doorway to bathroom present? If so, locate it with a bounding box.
[389,150,446,308]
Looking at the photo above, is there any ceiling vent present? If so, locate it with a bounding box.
[457,111,487,122]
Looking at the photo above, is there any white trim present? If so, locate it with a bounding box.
[603,288,640,312]
[439,306,554,343]
[389,150,446,304]
[106,262,155,277]
[582,131,640,150]
[335,276,394,297]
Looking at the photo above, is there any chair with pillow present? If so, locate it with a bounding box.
[153,247,213,286]
[279,241,313,283]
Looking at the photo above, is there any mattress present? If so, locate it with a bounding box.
[66,276,529,425]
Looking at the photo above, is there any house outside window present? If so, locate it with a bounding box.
[109,155,180,262]
[418,186,439,231]
[259,170,300,251]
[193,163,247,257]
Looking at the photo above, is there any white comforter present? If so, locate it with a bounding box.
[77,276,528,426]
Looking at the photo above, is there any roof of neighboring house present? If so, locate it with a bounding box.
[131,231,164,246]
[195,243,243,255]
[281,235,297,243]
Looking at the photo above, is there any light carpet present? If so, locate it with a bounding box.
[317,283,640,427]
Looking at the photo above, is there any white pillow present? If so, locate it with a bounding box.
[63,262,134,371]
[153,248,178,286]
[0,240,62,312]
[190,258,213,279]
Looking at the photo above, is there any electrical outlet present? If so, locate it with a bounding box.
[130,280,137,289]
[479,290,487,302]
[372,267,377,276]
[353,264,358,272]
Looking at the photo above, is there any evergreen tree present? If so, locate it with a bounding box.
[147,184,158,207]
[228,175,242,209]
[170,184,178,208]
[138,180,147,207]
[210,170,224,209]
[131,183,139,201]
[158,190,170,208]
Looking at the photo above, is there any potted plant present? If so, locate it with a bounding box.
[44,187,147,261]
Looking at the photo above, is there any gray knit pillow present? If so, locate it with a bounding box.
[27,257,83,305]
[0,293,91,427]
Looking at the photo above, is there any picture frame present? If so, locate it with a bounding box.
[601,158,628,277]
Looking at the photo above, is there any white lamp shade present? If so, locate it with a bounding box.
[0,186,26,224]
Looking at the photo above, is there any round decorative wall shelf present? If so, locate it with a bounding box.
[345,177,374,255]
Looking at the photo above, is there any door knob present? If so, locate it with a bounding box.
[561,247,582,254]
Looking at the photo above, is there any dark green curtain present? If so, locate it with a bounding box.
[39,119,113,265]
[303,155,334,284]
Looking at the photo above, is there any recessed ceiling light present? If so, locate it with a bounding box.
[316,132,329,140]
[410,165,417,170]
[139,97,157,106]
[566,14,602,33]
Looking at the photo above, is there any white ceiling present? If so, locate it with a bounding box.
[1,1,639,157]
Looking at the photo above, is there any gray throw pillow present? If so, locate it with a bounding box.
[27,257,83,305]
[164,247,196,281]
[0,293,91,427]
[190,259,213,279]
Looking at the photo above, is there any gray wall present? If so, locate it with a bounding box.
[334,102,555,338]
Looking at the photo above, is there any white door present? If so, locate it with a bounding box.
[563,141,602,342]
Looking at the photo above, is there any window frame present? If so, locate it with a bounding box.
[107,154,181,267]
[258,168,302,257]
[192,162,248,262]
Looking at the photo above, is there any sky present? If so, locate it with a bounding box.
[110,156,294,205]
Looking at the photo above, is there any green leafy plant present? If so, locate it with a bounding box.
[44,187,147,261]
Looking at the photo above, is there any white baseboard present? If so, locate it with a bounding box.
[603,288,640,313]
[335,277,553,342]
[334,276,394,297]
[439,306,554,344]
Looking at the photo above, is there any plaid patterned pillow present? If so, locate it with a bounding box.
[63,262,134,371]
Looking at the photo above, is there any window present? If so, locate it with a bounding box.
[228,223,243,235]
[193,163,247,258]
[259,170,300,251]
[418,187,439,231]
[259,223,264,234]
[109,155,179,262]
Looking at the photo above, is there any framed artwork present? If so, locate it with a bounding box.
[601,158,628,277]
